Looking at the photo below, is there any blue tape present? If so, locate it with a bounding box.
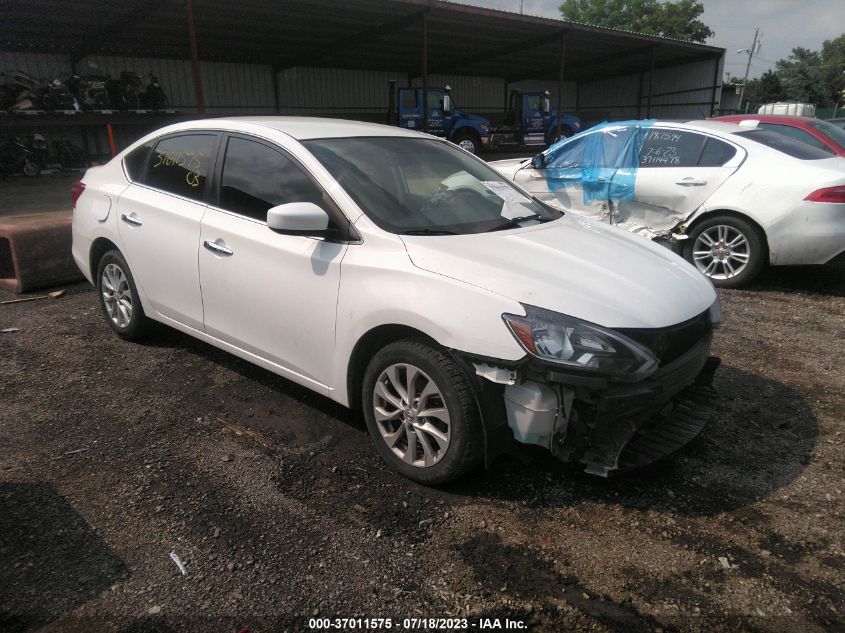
[543,120,655,205]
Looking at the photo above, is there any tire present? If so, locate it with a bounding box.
[362,339,483,485]
[453,132,479,155]
[683,214,766,288]
[96,250,151,340]
[21,159,40,178]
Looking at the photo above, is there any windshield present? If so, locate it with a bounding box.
[810,120,845,150]
[303,137,562,235]
[733,129,833,160]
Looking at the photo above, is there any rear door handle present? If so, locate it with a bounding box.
[675,177,708,186]
[203,239,233,256]
[120,212,142,226]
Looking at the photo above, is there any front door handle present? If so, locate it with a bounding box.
[203,239,233,256]
[120,213,142,226]
[675,177,708,186]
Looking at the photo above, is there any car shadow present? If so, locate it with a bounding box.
[136,321,818,520]
[744,257,845,297]
[444,364,818,517]
[0,482,129,633]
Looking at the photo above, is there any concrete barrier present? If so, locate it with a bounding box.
[0,212,83,293]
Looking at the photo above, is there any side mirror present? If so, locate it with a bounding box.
[443,94,452,115]
[531,153,546,169]
[542,97,551,113]
[267,202,330,236]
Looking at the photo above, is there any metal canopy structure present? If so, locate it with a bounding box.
[2,0,723,83]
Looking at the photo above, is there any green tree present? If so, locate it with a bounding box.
[820,34,845,106]
[559,0,713,43]
[755,70,785,104]
[775,47,827,105]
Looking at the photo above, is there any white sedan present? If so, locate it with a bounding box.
[490,120,845,287]
[72,117,721,483]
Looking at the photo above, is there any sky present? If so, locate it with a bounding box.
[460,0,844,80]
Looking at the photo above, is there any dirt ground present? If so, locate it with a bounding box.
[1,257,843,633]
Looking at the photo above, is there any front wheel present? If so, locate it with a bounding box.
[683,215,766,288]
[453,132,479,155]
[362,339,483,485]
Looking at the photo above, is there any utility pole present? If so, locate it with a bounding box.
[737,28,759,112]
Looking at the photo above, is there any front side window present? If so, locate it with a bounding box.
[145,134,217,201]
[758,123,833,154]
[426,90,444,110]
[219,136,324,221]
[525,95,542,112]
[304,137,561,235]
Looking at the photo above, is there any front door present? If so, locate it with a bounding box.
[426,89,448,136]
[198,135,346,391]
[116,132,219,330]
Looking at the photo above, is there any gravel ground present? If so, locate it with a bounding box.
[1,259,843,633]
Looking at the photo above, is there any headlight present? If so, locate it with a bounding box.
[708,297,722,328]
[502,305,658,379]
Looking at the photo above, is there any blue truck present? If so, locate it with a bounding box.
[396,85,581,154]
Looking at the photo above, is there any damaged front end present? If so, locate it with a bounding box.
[464,304,721,477]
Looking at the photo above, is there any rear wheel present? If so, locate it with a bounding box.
[362,339,483,484]
[96,250,151,339]
[683,215,765,288]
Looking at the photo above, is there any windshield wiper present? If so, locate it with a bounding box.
[486,214,548,232]
[400,228,460,235]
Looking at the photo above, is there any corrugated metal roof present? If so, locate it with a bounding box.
[0,0,723,82]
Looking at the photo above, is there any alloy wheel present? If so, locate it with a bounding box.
[372,363,451,467]
[101,263,133,328]
[692,225,751,280]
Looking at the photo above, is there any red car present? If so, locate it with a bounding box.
[712,115,845,157]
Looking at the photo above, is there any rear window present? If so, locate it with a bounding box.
[124,141,153,182]
[810,120,845,150]
[733,129,833,160]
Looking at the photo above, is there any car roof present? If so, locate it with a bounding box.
[156,116,424,140]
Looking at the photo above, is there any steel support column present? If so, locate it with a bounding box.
[422,14,429,133]
[186,0,205,114]
[556,32,565,138]
[710,55,721,116]
[646,48,655,118]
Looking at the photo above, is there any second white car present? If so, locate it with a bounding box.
[491,120,845,287]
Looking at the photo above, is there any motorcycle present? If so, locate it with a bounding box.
[67,74,108,110]
[41,78,78,111]
[0,136,41,177]
[141,73,168,109]
[52,139,86,169]
[106,70,143,109]
[5,70,43,111]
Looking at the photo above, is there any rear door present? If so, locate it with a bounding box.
[116,132,220,330]
[398,88,423,131]
[616,127,745,230]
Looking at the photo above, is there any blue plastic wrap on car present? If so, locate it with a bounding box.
[543,120,655,204]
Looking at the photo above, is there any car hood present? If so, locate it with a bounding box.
[488,158,530,179]
[401,215,716,329]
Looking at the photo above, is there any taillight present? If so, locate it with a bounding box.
[805,186,845,203]
[71,181,85,209]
